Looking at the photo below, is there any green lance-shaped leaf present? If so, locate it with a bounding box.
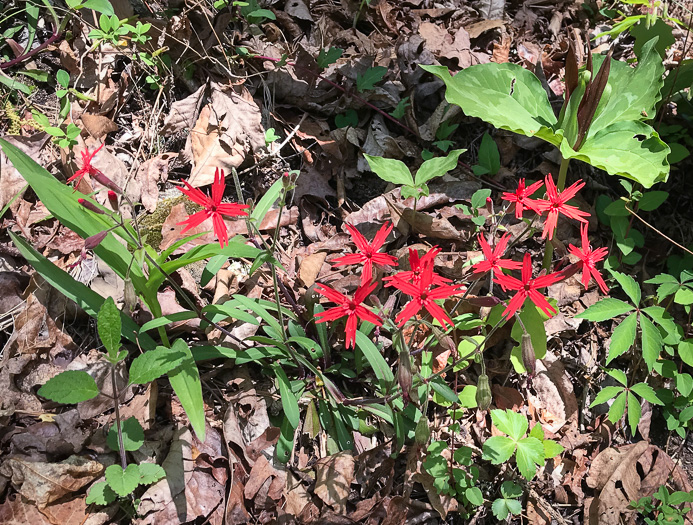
[168,339,206,442]
[98,297,122,359]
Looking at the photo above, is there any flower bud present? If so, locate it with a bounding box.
[475,373,492,410]
[123,277,137,314]
[486,196,494,214]
[91,171,122,194]
[107,190,119,210]
[398,348,413,407]
[78,198,105,214]
[521,333,536,375]
[414,416,430,445]
[84,230,108,250]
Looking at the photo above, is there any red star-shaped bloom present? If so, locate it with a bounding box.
[389,264,464,329]
[332,222,399,285]
[67,143,105,188]
[177,168,250,248]
[501,178,544,219]
[471,233,522,275]
[568,222,609,294]
[493,252,565,319]
[315,281,383,349]
[533,174,589,240]
[384,246,450,287]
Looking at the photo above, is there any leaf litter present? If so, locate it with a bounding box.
[0,0,692,524]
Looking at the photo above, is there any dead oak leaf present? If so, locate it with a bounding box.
[188,83,265,187]
[0,455,103,509]
[313,451,355,515]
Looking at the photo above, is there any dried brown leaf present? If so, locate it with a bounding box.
[135,426,226,525]
[188,83,264,187]
[314,451,355,515]
[0,455,102,509]
[161,84,206,136]
[0,133,49,212]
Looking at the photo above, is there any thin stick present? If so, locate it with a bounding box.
[625,205,693,256]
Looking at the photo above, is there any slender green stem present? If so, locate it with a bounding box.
[110,364,128,470]
[542,156,571,269]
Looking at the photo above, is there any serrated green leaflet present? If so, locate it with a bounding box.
[514,436,544,479]
[491,409,527,441]
[607,312,637,363]
[129,342,188,385]
[38,370,99,404]
[640,314,662,372]
[575,298,634,322]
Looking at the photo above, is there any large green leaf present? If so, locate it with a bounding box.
[168,340,206,442]
[0,139,146,289]
[10,231,156,350]
[589,38,664,135]
[560,120,669,188]
[421,63,559,145]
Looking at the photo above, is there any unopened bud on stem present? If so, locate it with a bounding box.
[91,171,122,194]
[475,373,492,410]
[107,190,119,210]
[84,230,108,250]
[78,198,105,214]
[521,333,536,376]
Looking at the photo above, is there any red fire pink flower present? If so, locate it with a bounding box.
[533,174,589,240]
[568,223,609,294]
[389,264,464,329]
[67,143,105,188]
[493,252,565,319]
[471,233,522,275]
[384,246,450,287]
[177,168,250,248]
[332,222,399,285]
[314,281,383,349]
[502,178,544,219]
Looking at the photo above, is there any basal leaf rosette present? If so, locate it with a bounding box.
[421,37,671,188]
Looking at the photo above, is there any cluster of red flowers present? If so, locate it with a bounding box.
[501,173,589,240]
[314,223,464,348]
[312,173,608,345]
[71,152,606,349]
